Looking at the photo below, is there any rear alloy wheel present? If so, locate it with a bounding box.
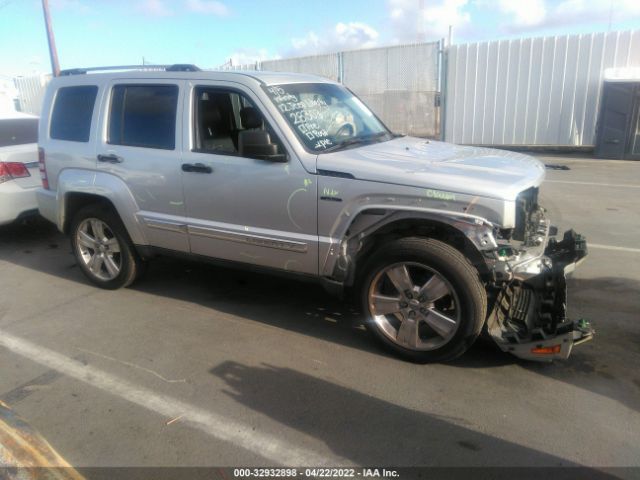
[76,218,123,282]
[360,237,487,362]
[71,205,144,289]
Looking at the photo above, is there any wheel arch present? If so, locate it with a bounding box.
[326,208,497,288]
[57,169,147,245]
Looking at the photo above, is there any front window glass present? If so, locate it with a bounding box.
[263,83,391,153]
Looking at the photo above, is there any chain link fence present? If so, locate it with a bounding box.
[342,43,440,137]
[13,42,442,137]
[230,42,442,138]
[262,53,340,82]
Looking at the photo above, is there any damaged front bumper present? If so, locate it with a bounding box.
[487,227,594,362]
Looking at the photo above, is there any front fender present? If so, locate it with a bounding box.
[320,205,498,282]
[57,168,148,245]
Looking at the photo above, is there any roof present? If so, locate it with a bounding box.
[53,66,336,87]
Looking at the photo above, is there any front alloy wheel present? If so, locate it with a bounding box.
[368,262,461,351]
[360,237,487,362]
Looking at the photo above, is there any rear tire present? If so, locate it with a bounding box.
[359,237,487,362]
[70,204,145,290]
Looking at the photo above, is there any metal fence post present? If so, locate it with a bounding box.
[439,38,448,141]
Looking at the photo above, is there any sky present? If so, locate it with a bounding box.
[0,0,639,77]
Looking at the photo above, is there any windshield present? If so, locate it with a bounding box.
[263,83,391,153]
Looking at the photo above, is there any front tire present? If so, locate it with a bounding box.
[359,237,487,362]
[70,204,144,290]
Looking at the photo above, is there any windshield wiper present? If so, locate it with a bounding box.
[321,132,390,153]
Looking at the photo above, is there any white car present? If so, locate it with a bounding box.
[0,112,40,225]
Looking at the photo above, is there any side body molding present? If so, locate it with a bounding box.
[56,168,149,245]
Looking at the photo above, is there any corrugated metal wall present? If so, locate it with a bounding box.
[13,74,51,116]
[445,30,640,146]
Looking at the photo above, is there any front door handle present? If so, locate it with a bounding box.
[97,154,124,163]
[182,163,213,174]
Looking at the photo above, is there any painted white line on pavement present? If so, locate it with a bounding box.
[545,180,640,188]
[588,244,640,253]
[0,329,342,466]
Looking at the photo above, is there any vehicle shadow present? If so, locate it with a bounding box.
[1,219,639,414]
[450,276,640,413]
[209,360,617,472]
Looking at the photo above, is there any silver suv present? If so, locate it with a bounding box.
[36,65,593,363]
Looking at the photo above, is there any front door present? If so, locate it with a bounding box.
[180,82,318,275]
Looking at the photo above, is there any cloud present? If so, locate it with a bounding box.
[496,0,640,31]
[387,0,472,42]
[498,0,545,27]
[185,0,229,16]
[290,22,379,55]
[137,0,173,16]
[223,48,277,68]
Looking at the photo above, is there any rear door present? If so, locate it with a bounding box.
[96,79,189,252]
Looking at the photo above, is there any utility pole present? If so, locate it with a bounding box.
[41,0,60,76]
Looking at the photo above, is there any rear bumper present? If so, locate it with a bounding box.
[488,229,594,362]
[36,188,58,226]
[0,182,39,225]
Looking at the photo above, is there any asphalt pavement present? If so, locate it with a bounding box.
[0,155,638,476]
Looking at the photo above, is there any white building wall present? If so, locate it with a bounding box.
[445,30,640,146]
[13,74,51,116]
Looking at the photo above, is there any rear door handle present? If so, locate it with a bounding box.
[182,163,212,174]
[97,154,124,163]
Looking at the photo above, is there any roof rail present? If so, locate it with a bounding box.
[59,64,201,76]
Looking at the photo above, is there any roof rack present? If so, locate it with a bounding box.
[59,64,201,76]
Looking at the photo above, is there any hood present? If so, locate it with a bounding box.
[316,137,546,201]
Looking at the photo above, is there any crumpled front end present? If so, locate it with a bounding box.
[486,188,594,362]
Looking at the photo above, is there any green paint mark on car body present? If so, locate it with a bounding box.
[425,189,456,201]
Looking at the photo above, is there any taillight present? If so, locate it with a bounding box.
[0,162,31,184]
[38,147,49,190]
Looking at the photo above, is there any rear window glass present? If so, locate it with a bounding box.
[0,118,38,147]
[108,84,178,150]
[50,86,98,142]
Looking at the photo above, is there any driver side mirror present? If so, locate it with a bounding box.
[239,130,288,163]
